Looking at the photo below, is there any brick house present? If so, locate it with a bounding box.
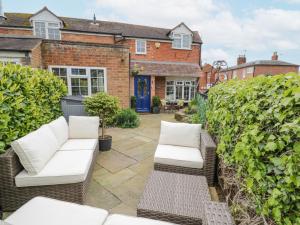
[0,7,202,112]
[199,52,299,92]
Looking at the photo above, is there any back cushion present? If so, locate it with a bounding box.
[69,116,99,139]
[48,116,69,147]
[159,121,201,148]
[11,125,59,175]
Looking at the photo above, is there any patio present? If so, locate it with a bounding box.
[87,113,219,216]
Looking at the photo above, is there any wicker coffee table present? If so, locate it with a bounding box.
[137,171,211,225]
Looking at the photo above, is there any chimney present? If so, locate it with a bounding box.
[272,52,278,60]
[237,55,246,65]
[0,0,6,21]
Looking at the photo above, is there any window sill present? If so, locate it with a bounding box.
[171,47,192,51]
[135,52,147,55]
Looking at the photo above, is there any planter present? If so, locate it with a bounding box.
[152,106,160,114]
[99,135,112,151]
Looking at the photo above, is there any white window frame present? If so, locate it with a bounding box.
[33,21,61,40]
[246,67,254,74]
[165,78,196,102]
[48,66,107,96]
[135,39,147,54]
[172,33,191,50]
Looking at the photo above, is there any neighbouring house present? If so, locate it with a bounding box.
[0,6,202,112]
[200,52,299,92]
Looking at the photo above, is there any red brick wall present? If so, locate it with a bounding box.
[0,28,32,35]
[31,43,42,68]
[254,65,299,76]
[155,76,165,100]
[123,39,201,64]
[61,32,115,44]
[41,41,130,108]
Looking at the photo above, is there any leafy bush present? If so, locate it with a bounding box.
[187,94,207,125]
[83,92,120,137]
[131,96,136,109]
[152,96,161,107]
[207,73,300,224]
[0,64,67,154]
[115,108,140,128]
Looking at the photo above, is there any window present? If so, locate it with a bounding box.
[52,68,67,84]
[50,66,106,96]
[246,67,254,74]
[172,33,191,49]
[136,39,147,54]
[233,70,237,79]
[166,79,196,102]
[34,21,60,40]
[0,58,20,65]
[242,69,246,79]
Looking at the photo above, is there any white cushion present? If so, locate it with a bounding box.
[154,144,203,169]
[48,116,69,147]
[69,116,99,139]
[11,125,59,175]
[15,150,93,187]
[5,197,108,225]
[59,139,98,151]
[104,214,175,225]
[159,121,201,148]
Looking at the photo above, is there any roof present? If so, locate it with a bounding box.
[1,12,202,43]
[130,60,201,77]
[224,60,299,71]
[0,36,41,51]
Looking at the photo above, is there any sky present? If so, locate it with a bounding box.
[3,0,300,66]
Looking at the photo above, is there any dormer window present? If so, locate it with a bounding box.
[34,21,60,40]
[172,33,191,49]
[30,7,62,40]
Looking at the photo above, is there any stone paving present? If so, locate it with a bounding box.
[86,113,219,216]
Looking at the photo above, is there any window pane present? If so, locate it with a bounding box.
[172,38,181,48]
[52,68,67,85]
[71,68,86,75]
[166,81,174,85]
[136,40,146,53]
[48,28,60,40]
[72,87,80,96]
[182,35,190,48]
[176,86,183,100]
[166,86,174,101]
[80,87,88,96]
[90,69,105,94]
[184,86,190,100]
[35,22,46,39]
[190,86,195,99]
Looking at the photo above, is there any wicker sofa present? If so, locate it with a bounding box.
[3,196,175,225]
[0,116,99,211]
[154,121,217,186]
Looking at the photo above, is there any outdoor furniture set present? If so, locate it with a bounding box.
[0,116,234,225]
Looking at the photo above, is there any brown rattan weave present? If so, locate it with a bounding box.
[0,144,98,212]
[154,130,217,186]
[137,171,211,225]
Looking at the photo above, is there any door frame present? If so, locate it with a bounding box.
[134,75,151,113]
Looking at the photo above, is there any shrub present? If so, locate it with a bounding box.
[83,92,120,137]
[207,73,300,224]
[0,64,67,154]
[187,94,207,125]
[131,96,137,109]
[152,96,161,107]
[115,108,140,128]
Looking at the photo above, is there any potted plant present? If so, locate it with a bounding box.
[84,92,120,151]
[152,96,161,114]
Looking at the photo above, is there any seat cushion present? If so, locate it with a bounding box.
[11,125,59,175]
[59,139,98,151]
[48,116,69,147]
[69,116,99,139]
[159,121,201,148]
[15,150,93,187]
[154,144,203,169]
[104,214,175,225]
[5,197,108,225]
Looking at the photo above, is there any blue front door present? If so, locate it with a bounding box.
[134,75,151,112]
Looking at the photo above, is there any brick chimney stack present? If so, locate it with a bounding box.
[237,55,246,65]
[272,52,278,61]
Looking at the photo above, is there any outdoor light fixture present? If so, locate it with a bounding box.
[155,42,160,49]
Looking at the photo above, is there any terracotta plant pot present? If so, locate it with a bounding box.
[99,135,112,151]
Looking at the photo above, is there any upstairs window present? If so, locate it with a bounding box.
[172,33,191,49]
[34,21,61,40]
[136,39,147,54]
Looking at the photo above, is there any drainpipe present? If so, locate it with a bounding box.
[129,52,131,108]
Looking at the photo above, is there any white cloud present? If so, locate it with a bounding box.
[90,0,300,65]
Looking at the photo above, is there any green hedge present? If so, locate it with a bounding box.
[0,64,67,154]
[207,73,300,224]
